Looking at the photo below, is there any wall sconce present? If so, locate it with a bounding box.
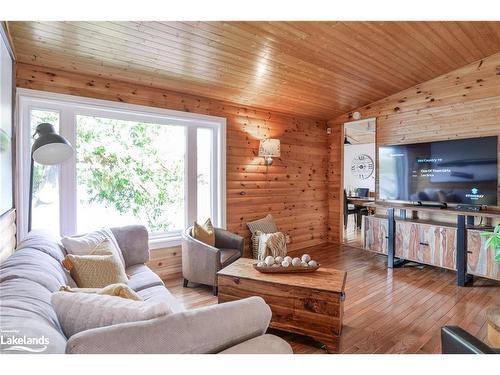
[259,138,280,165]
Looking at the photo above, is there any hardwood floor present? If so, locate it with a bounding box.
[163,242,500,354]
[343,214,364,249]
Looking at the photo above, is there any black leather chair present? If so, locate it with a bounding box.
[344,190,361,229]
[441,326,499,354]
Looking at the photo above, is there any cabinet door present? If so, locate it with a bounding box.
[467,230,500,281]
[395,222,456,270]
[419,226,456,270]
[395,221,419,260]
[364,216,388,255]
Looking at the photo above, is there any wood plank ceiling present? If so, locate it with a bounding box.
[8,21,500,119]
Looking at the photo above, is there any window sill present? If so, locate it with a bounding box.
[149,234,182,250]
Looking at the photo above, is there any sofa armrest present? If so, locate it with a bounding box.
[215,228,244,256]
[111,225,149,267]
[66,296,272,354]
[441,326,498,354]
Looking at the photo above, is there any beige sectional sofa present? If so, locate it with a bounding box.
[0,225,292,354]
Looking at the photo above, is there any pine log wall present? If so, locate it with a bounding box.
[328,51,500,243]
[16,63,329,258]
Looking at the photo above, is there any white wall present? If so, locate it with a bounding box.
[343,143,375,194]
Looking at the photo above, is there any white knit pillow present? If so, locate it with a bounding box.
[62,228,126,267]
[51,292,171,338]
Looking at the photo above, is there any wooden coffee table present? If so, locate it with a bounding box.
[217,258,347,352]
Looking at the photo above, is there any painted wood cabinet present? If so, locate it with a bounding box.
[363,216,388,255]
[395,221,457,270]
[467,229,500,281]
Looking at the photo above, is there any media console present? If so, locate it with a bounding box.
[363,202,500,286]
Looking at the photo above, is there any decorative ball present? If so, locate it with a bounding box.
[272,263,279,267]
[308,260,318,267]
[284,256,292,263]
[301,254,311,263]
[300,261,308,267]
[275,256,284,264]
[264,256,275,266]
[281,260,290,267]
[291,257,301,267]
[257,261,266,267]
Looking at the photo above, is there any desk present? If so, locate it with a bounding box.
[347,196,375,207]
[346,196,375,228]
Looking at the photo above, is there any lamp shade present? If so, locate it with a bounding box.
[32,123,73,165]
[258,138,281,157]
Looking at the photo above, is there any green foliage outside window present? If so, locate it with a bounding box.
[76,116,184,232]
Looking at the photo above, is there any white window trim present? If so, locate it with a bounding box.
[16,88,227,250]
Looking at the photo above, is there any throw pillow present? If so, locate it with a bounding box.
[59,283,141,301]
[62,240,128,288]
[192,218,215,246]
[247,215,278,259]
[257,231,287,260]
[256,231,273,261]
[266,232,287,258]
[62,227,126,268]
[51,292,170,337]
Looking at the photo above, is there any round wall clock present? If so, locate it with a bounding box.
[351,154,374,180]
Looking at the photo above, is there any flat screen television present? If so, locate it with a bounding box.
[379,136,498,206]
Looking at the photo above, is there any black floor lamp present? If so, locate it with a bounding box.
[28,123,74,232]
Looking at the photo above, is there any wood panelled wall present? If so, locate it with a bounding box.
[16,63,329,257]
[328,51,500,243]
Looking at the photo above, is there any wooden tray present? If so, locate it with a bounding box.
[253,263,320,273]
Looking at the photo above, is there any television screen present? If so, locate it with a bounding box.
[379,136,498,206]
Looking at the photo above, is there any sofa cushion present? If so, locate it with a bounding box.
[61,228,126,267]
[126,264,164,292]
[220,249,240,266]
[136,285,185,314]
[110,225,149,267]
[59,283,141,301]
[51,292,171,337]
[219,334,293,354]
[0,231,71,354]
[62,249,128,288]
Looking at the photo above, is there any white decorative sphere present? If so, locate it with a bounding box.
[300,261,308,267]
[257,261,265,267]
[275,256,284,264]
[284,256,292,263]
[272,263,279,267]
[264,256,275,266]
[308,260,318,267]
[291,257,301,267]
[281,260,290,267]
[301,254,311,263]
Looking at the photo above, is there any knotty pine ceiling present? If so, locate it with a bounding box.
[8,21,500,119]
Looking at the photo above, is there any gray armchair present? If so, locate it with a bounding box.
[182,227,244,295]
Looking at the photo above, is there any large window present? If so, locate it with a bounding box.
[18,90,226,248]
